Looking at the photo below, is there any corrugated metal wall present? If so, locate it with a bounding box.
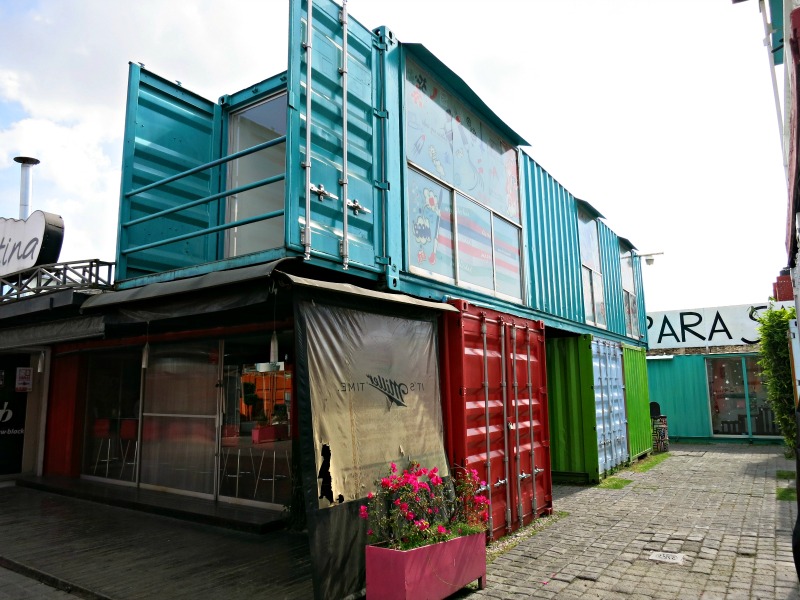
[647,355,711,438]
[598,221,624,336]
[117,64,222,280]
[287,0,383,272]
[546,335,599,481]
[623,345,652,459]
[592,339,629,473]
[520,153,583,323]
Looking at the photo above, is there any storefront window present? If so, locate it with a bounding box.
[82,350,142,481]
[707,355,778,437]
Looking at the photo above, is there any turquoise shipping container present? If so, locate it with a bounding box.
[647,355,711,438]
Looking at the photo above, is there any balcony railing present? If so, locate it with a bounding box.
[0,259,115,303]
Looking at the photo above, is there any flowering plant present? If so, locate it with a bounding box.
[359,460,489,551]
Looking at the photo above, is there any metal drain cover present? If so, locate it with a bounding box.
[649,552,685,565]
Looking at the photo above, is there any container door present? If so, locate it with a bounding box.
[443,302,551,541]
[592,339,628,473]
[117,63,223,280]
[287,0,383,272]
[622,345,652,460]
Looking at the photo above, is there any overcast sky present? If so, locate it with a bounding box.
[0,0,787,312]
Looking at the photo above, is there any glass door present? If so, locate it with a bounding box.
[219,335,293,507]
[140,341,219,496]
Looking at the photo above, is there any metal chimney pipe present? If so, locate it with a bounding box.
[14,156,40,220]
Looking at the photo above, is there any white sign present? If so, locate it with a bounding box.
[15,367,32,393]
[0,210,64,277]
[646,302,793,350]
[648,552,684,565]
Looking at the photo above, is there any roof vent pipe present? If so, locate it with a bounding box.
[13,156,40,220]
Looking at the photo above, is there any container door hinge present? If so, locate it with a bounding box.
[373,108,389,119]
[375,256,391,266]
[372,40,387,51]
[374,180,390,191]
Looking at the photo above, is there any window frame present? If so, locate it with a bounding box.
[406,162,523,302]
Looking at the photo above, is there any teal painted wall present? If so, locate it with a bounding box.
[647,355,711,438]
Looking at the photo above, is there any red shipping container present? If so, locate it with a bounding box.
[441,300,552,541]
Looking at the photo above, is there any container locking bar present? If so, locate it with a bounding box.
[339,0,350,270]
[310,183,338,201]
[303,0,315,260]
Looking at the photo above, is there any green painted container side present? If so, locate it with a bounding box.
[521,153,583,323]
[598,221,624,337]
[623,346,652,459]
[546,335,599,482]
[647,355,711,438]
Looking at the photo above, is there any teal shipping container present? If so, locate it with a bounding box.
[113,0,649,353]
[647,355,712,439]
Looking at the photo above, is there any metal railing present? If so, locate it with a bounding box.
[120,136,287,257]
[0,259,114,303]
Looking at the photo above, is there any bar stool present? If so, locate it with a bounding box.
[119,419,139,480]
[92,418,114,477]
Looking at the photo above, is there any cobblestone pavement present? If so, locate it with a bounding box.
[472,444,799,599]
[0,444,797,599]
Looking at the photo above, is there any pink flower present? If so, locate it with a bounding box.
[359,505,368,520]
[437,525,448,535]
[367,491,374,499]
[390,462,397,473]
[367,529,373,536]
[406,511,415,521]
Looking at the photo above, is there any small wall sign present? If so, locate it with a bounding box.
[15,367,32,393]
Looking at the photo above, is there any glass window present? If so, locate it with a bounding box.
[707,356,779,437]
[493,216,522,299]
[579,209,604,326]
[456,196,493,290]
[407,169,455,281]
[83,350,142,481]
[405,58,522,300]
[139,341,218,496]
[226,94,287,257]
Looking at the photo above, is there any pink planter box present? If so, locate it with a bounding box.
[365,532,486,600]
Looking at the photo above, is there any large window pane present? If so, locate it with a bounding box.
[593,272,606,327]
[405,61,455,183]
[83,350,142,481]
[582,266,595,323]
[493,216,522,299]
[405,59,519,223]
[456,196,493,290]
[578,210,600,272]
[140,341,218,496]
[708,358,748,435]
[226,94,287,257]
[407,169,455,281]
[744,357,780,436]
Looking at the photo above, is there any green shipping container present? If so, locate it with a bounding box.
[547,335,600,482]
[623,345,652,459]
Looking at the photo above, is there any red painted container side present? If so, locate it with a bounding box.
[442,299,552,541]
[43,352,86,477]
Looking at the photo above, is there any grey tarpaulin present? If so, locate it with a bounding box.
[296,295,448,600]
[0,315,105,350]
